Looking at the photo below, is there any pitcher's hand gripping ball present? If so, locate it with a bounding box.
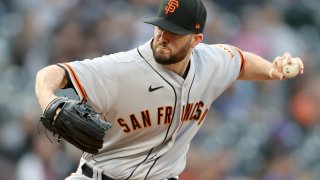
[39,97,111,154]
[282,58,300,78]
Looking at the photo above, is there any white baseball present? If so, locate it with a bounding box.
[282,58,299,78]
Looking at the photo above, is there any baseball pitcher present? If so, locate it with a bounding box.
[35,0,304,179]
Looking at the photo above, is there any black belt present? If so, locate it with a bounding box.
[82,164,114,180]
[81,163,178,180]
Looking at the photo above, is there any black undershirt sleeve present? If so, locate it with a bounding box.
[56,64,75,90]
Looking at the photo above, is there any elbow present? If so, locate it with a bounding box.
[35,66,47,84]
[36,65,63,79]
[35,65,65,88]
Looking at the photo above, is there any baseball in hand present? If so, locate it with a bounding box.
[282,58,300,78]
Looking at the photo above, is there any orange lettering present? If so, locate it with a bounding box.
[141,110,152,127]
[193,101,204,120]
[189,103,198,121]
[164,106,173,124]
[117,118,131,133]
[215,44,235,58]
[183,103,193,121]
[158,107,164,125]
[198,109,208,125]
[130,114,142,130]
[165,0,179,14]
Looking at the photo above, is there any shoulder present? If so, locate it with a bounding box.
[194,43,242,60]
[96,40,153,64]
[65,47,143,75]
[195,43,237,53]
[95,48,143,65]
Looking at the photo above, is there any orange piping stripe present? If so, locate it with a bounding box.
[236,48,245,72]
[63,63,88,101]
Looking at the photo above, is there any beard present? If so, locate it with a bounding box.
[152,39,192,65]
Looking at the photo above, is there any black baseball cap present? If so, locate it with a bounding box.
[144,0,207,35]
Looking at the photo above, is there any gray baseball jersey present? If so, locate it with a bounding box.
[60,39,244,179]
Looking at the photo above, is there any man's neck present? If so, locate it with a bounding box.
[164,53,192,77]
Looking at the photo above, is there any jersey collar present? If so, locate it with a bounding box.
[137,39,154,61]
[138,39,196,83]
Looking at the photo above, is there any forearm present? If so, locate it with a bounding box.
[238,52,282,81]
[35,65,68,111]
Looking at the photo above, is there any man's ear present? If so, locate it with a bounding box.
[191,33,204,48]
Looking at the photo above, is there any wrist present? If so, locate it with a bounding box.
[39,94,58,112]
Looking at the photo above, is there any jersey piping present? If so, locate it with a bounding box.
[235,47,246,72]
[144,157,160,180]
[56,64,75,89]
[137,47,178,180]
[137,47,177,143]
[146,56,197,178]
[124,148,153,180]
[177,68,196,132]
[61,63,89,102]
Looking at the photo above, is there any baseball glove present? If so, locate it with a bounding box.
[39,97,111,154]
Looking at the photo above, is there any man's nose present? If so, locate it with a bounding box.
[159,30,169,42]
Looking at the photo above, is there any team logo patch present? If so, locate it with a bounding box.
[165,0,179,14]
[215,44,235,58]
[195,23,201,30]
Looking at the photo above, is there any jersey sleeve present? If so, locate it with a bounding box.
[59,56,118,113]
[207,44,245,97]
[57,64,75,89]
[212,44,245,75]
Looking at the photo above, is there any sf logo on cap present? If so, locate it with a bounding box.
[165,0,179,14]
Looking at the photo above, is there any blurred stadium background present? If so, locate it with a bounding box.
[0,0,319,179]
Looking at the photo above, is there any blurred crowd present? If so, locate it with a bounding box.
[0,0,319,179]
